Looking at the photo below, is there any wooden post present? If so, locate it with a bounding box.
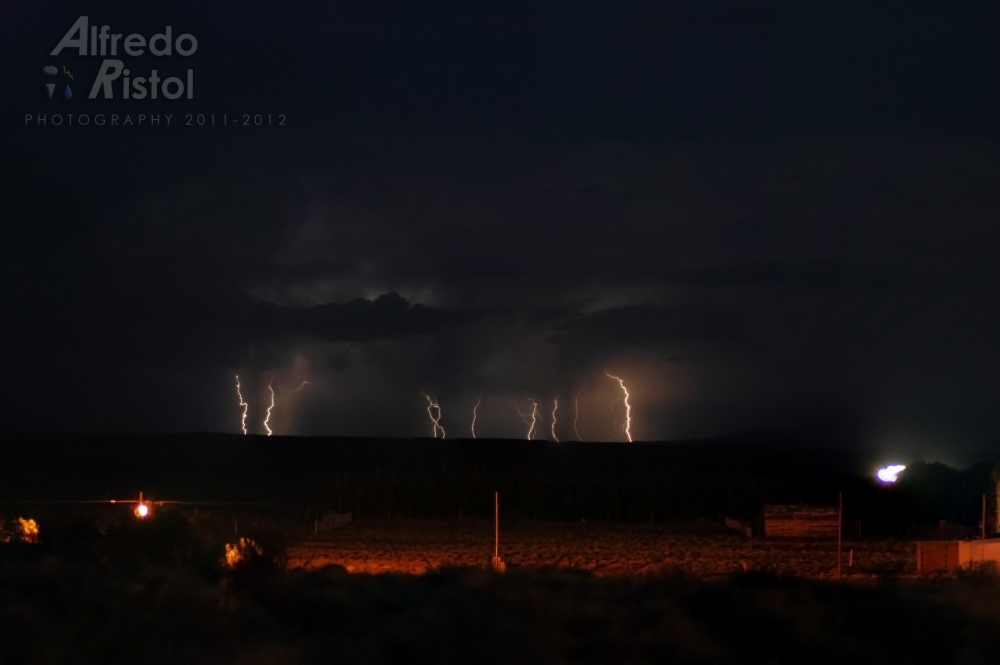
[837,492,843,579]
[491,491,506,572]
[982,493,987,540]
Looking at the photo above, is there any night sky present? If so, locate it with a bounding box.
[2,0,999,462]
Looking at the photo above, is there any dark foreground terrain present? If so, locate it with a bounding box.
[2,553,998,665]
[0,511,995,665]
[2,433,998,663]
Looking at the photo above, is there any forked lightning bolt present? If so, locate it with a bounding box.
[235,375,249,435]
[263,376,275,436]
[550,398,560,442]
[423,393,446,438]
[515,398,539,440]
[471,396,481,439]
[606,372,633,442]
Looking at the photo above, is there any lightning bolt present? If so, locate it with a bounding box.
[515,398,539,440]
[235,375,248,435]
[471,396,481,439]
[605,372,633,442]
[573,392,582,441]
[423,393,446,438]
[285,381,311,393]
[263,375,275,436]
[62,66,74,81]
[550,398,560,442]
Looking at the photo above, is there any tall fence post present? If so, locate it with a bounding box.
[492,491,506,572]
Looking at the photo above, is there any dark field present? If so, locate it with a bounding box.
[2,433,998,663]
[0,510,987,665]
[2,550,998,665]
[289,519,913,578]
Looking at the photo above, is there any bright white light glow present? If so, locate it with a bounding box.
[135,503,149,518]
[877,464,906,484]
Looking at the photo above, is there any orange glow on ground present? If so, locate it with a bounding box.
[286,520,913,578]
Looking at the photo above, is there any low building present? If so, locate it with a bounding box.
[763,504,840,538]
[917,539,1000,573]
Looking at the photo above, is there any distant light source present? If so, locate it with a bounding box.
[877,464,906,484]
[223,537,263,569]
[16,518,40,543]
[135,503,150,518]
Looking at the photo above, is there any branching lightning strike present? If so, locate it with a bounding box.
[235,375,248,435]
[550,398,560,442]
[263,376,275,436]
[423,393,446,438]
[471,396,481,439]
[515,398,539,441]
[605,372,633,442]
[286,381,311,393]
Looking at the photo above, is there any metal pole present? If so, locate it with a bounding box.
[837,492,843,579]
[495,491,499,561]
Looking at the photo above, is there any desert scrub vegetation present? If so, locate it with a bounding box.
[2,529,1000,665]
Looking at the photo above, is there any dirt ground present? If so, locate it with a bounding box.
[286,519,915,578]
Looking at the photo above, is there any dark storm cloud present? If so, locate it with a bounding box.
[3,0,1000,449]
[3,134,998,441]
[550,304,732,348]
[663,261,901,291]
[5,134,997,441]
[248,292,476,342]
[659,8,777,24]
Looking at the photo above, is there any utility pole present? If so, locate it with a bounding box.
[837,492,843,579]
